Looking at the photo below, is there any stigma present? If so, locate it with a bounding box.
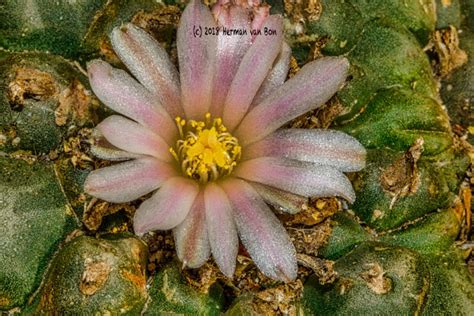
[170,113,242,183]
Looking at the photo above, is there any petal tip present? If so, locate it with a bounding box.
[86,59,112,81]
[344,187,357,204]
[339,56,350,68]
[276,264,298,283]
[83,176,93,195]
[327,56,350,82]
[221,266,236,279]
[112,22,142,38]
[132,221,147,237]
[86,59,105,73]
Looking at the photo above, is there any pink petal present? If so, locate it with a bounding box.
[177,0,217,119]
[133,177,199,235]
[251,41,291,106]
[89,130,142,161]
[243,129,366,172]
[208,6,252,117]
[250,182,308,215]
[251,5,270,34]
[87,60,177,143]
[97,115,172,162]
[236,57,350,146]
[84,157,177,203]
[204,183,238,277]
[173,191,211,268]
[222,178,297,282]
[90,145,141,161]
[111,23,183,118]
[222,15,284,131]
[234,157,356,203]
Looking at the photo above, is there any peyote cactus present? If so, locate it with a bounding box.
[0,0,473,314]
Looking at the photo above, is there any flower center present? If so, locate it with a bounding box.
[170,113,241,183]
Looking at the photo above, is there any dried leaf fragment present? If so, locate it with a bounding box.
[80,258,111,295]
[55,79,93,126]
[288,220,332,255]
[431,26,467,77]
[380,138,424,208]
[7,67,57,110]
[297,253,337,284]
[359,262,392,295]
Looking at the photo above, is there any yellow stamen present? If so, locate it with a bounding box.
[170,113,241,183]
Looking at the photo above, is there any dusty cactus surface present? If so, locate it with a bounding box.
[24,234,148,314]
[0,0,473,314]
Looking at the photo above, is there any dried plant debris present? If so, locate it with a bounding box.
[217,263,305,315]
[183,262,221,294]
[428,25,468,77]
[83,199,135,231]
[359,263,392,295]
[98,38,121,64]
[7,67,58,111]
[62,128,95,168]
[284,0,322,24]
[179,255,307,315]
[79,257,112,296]
[290,96,344,129]
[55,79,95,127]
[468,255,474,276]
[280,197,341,226]
[132,6,181,38]
[288,56,300,78]
[459,143,474,270]
[297,254,337,284]
[142,231,176,274]
[380,138,424,208]
[132,5,181,61]
[456,184,472,241]
[287,219,333,255]
[0,127,18,149]
[253,280,303,315]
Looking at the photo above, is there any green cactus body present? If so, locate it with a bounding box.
[0,0,165,59]
[301,242,431,315]
[144,263,224,315]
[300,0,474,314]
[24,235,148,314]
[0,157,77,310]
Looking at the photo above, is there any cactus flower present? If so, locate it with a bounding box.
[84,0,365,281]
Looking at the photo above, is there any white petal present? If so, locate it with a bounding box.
[250,182,308,215]
[111,23,183,118]
[204,183,238,277]
[84,157,176,203]
[133,177,199,235]
[173,191,211,268]
[222,15,284,131]
[208,6,252,117]
[243,128,366,172]
[177,0,217,119]
[235,157,356,203]
[252,41,292,106]
[222,178,297,282]
[89,131,142,161]
[97,115,172,162]
[236,57,349,146]
[87,60,177,143]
